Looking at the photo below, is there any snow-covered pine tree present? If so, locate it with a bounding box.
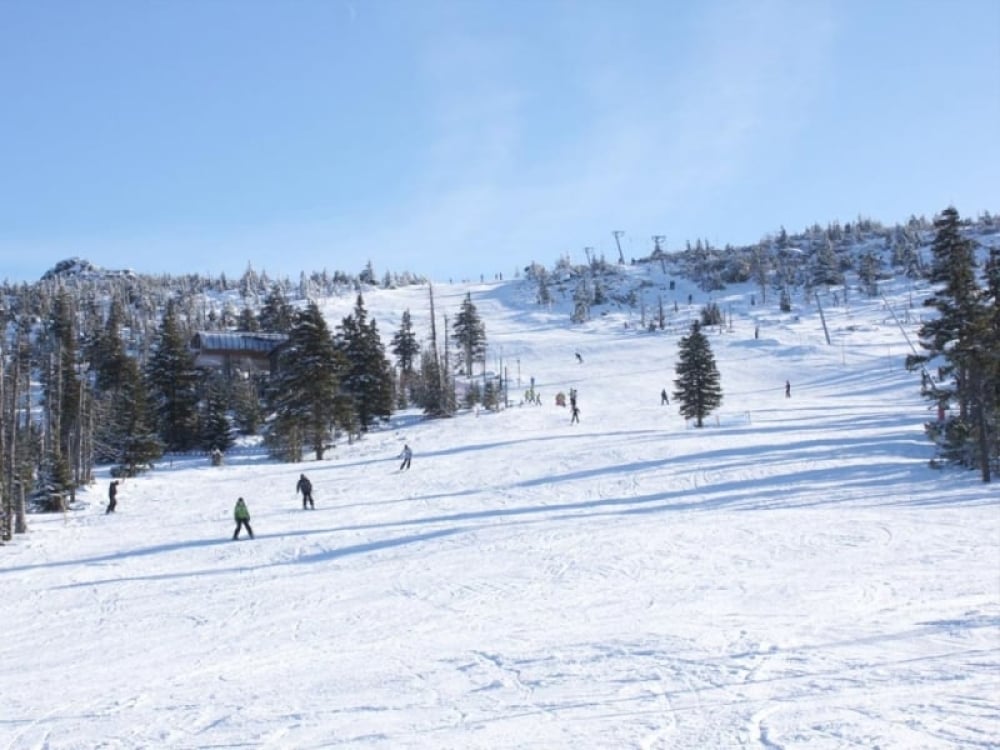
[810,237,844,288]
[266,301,345,461]
[452,292,486,378]
[391,309,421,408]
[38,290,81,509]
[258,284,294,333]
[419,284,454,417]
[571,279,591,323]
[673,320,723,428]
[146,300,201,452]
[199,373,235,453]
[338,293,393,432]
[857,249,883,297]
[907,206,985,471]
[237,306,260,332]
[116,356,163,477]
[87,298,163,474]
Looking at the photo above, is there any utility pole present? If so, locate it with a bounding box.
[612,230,625,264]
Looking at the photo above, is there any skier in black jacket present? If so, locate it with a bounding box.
[296,473,314,510]
[106,480,119,514]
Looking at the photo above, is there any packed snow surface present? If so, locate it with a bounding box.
[2,273,998,749]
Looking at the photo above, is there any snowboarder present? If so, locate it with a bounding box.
[661,388,669,405]
[233,497,254,540]
[575,352,583,363]
[785,380,791,398]
[398,444,412,471]
[105,480,119,514]
[296,473,314,510]
[571,404,580,424]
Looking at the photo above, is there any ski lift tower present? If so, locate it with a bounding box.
[612,230,625,264]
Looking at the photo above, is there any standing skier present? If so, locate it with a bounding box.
[296,473,314,510]
[105,480,119,514]
[233,497,254,540]
[398,444,412,471]
[660,388,669,405]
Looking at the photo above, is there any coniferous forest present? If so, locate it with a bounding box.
[1,208,998,541]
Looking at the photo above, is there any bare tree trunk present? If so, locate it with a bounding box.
[10,333,27,534]
[0,347,8,542]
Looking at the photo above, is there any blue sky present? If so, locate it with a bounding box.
[2,0,998,284]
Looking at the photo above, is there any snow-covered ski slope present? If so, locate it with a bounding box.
[3,266,998,749]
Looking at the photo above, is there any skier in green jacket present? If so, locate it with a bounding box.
[233,497,254,540]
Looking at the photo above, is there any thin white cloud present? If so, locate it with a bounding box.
[347,0,841,268]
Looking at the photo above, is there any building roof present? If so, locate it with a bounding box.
[190,331,288,355]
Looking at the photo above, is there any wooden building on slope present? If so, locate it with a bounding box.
[190,331,289,377]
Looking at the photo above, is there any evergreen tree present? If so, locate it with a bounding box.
[571,279,591,323]
[231,374,264,435]
[779,288,792,313]
[700,302,723,327]
[338,294,394,431]
[115,356,163,476]
[452,292,486,377]
[810,237,844,288]
[963,247,1000,480]
[258,284,294,333]
[200,373,235,452]
[88,298,129,393]
[906,207,983,469]
[146,300,201,452]
[857,249,883,297]
[418,285,454,417]
[392,309,421,372]
[673,321,723,428]
[1,315,33,534]
[237,306,260,332]
[524,262,553,306]
[392,309,420,409]
[83,297,162,473]
[266,302,346,460]
[39,290,81,508]
[359,260,376,286]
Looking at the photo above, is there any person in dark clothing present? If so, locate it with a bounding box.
[233,497,254,540]
[575,352,583,363]
[399,444,412,471]
[660,388,669,405]
[296,473,314,509]
[106,480,119,514]
[570,405,580,424]
[785,380,791,398]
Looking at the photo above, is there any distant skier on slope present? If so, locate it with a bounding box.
[398,444,412,471]
[105,480,119,514]
[233,497,254,540]
[296,473,314,510]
